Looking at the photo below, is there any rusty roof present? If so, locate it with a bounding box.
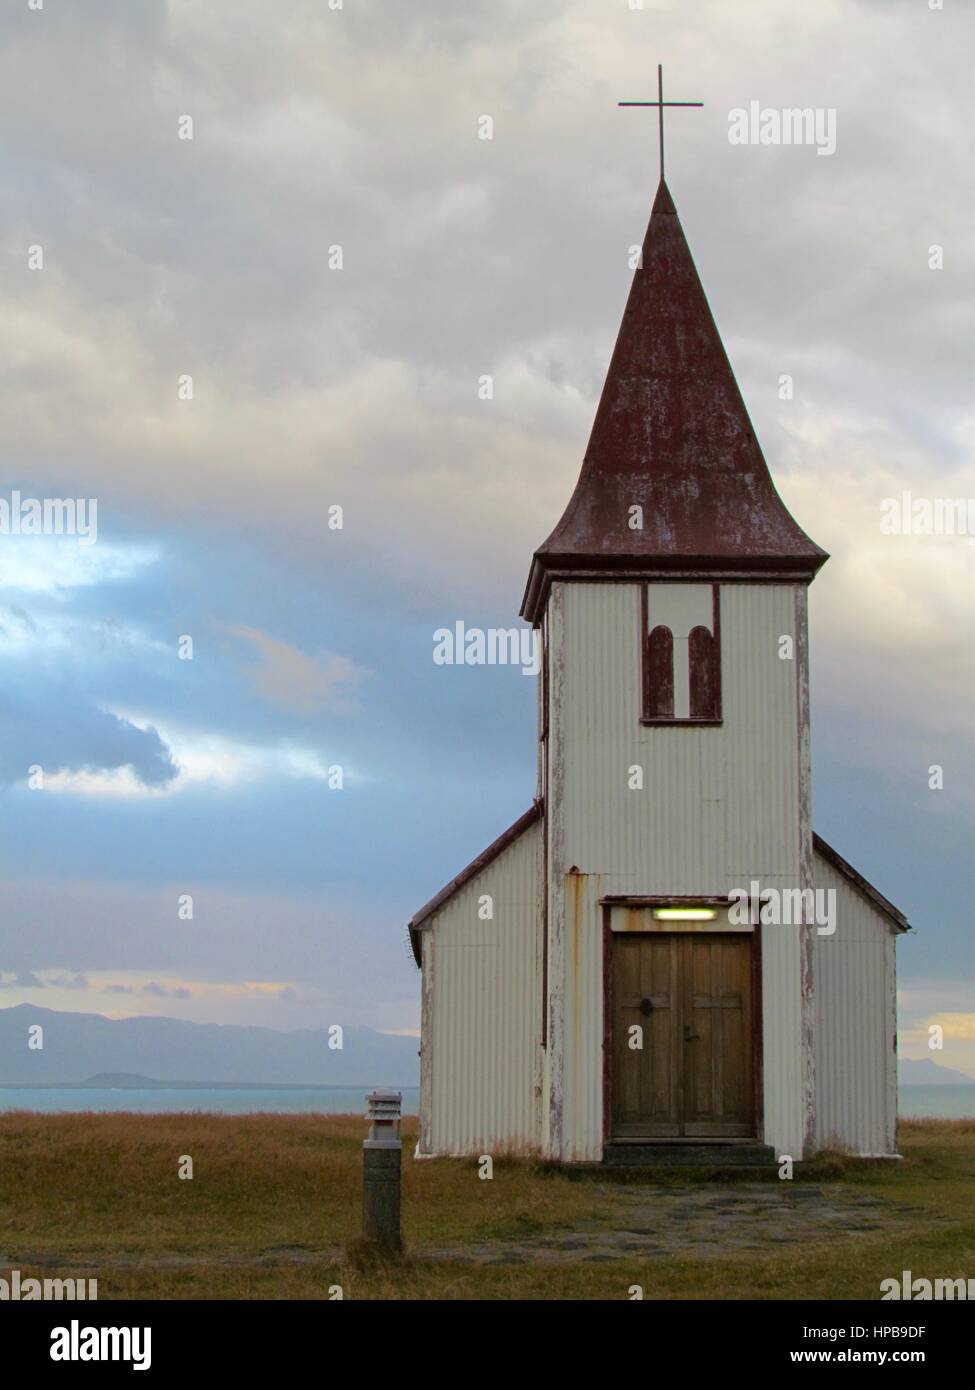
[521,179,827,621]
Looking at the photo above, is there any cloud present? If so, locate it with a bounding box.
[899,1012,975,1081]
[13,971,45,989]
[0,698,177,790]
[224,624,367,713]
[925,1014,975,1043]
[0,878,422,1033]
[102,713,342,793]
[0,538,159,596]
[141,981,192,999]
[104,981,193,999]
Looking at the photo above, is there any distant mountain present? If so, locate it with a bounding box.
[898,1058,974,1086]
[0,1005,419,1087]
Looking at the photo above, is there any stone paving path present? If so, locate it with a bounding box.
[422,1183,949,1265]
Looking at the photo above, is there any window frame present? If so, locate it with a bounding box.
[640,582,723,726]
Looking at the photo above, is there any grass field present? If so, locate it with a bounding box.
[0,1113,972,1299]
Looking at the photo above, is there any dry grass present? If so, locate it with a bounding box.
[0,1112,972,1300]
[0,1112,596,1253]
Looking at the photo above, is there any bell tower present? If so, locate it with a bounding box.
[523,178,828,1161]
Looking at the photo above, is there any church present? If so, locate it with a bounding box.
[408,172,909,1165]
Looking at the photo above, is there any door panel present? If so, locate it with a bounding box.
[611,934,680,1136]
[682,935,753,1137]
[610,931,754,1139]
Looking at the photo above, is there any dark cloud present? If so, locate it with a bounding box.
[141,981,191,999]
[0,692,177,788]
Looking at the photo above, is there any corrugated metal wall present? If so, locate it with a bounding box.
[813,848,898,1155]
[421,819,543,1155]
[556,583,802,887]
[549,581,808,1160]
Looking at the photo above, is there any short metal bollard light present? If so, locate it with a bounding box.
[362,1089,402,1251]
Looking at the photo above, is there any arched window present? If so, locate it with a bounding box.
[646,625,674,719]
[689,625,718,720]
[641,584,722,724]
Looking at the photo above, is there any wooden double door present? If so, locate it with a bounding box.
[610,932,756,1139]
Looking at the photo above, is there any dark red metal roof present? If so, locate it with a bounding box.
[521,179,827,621]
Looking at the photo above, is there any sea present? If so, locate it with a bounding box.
[0,1084,970,1118]
[0,1085,421,1116]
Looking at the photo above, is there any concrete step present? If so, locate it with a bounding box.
[604,1143,776,1168]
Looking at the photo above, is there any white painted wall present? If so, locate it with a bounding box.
[813,848,899,1156]
[418,818,543,1155]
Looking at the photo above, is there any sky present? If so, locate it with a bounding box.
[0,0,972,1073]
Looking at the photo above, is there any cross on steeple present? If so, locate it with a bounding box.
[619,64,703,181]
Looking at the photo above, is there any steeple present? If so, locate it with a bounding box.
[521,180,827,622]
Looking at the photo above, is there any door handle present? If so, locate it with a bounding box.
[683,1024,699,1041]
[640,998,653,1016]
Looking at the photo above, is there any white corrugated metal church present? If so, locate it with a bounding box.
[408,167,909,1166]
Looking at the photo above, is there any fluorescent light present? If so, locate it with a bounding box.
[652,906,717,921]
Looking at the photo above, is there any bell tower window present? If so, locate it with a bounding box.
[642,583,722,725]
[646,624,674,719]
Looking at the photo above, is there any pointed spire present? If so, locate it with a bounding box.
[521,180,827,621]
